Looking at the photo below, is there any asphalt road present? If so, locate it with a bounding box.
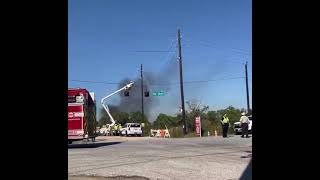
[68,135,252,180]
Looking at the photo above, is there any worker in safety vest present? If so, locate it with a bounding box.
[117,124,121,136]
[118,124,122,134]
[220,114,230,138]
[114,124,118,136]
[240,112,250,138]
[111,124,117,136]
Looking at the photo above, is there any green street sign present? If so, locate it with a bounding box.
[152,91,165,96]
[158,92,165,96]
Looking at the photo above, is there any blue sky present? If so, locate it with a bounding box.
[68,0,252,120]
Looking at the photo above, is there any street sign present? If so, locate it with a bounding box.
[152,91,165,96]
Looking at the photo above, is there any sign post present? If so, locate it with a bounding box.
[195,116,201,137]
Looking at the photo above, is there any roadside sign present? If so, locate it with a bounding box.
[195,116,201,137]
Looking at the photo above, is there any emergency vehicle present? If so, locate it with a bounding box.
[68,88,96,144]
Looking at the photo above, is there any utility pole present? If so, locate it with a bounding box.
[178,29,187,135]
[141,64,145,136]
[141,64,144,121]
[245,61,251,114]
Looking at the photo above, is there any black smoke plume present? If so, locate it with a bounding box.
[115,56,179,121]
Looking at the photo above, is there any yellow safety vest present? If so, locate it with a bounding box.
[223,117,229,124]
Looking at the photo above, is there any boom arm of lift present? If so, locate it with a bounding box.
[101,81,134,128]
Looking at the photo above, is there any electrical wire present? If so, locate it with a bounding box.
[70,76,245,87]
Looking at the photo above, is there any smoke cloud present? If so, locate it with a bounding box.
[115,55,180,122]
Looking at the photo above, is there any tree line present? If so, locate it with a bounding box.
[97,101,247,137]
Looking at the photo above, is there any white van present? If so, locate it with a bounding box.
[120,123,142,136]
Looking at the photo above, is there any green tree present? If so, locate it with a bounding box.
[97,106,126,127]
[98,108,110,127]
[113,112,129,125]
[206,110,222,134]
[153,113,178,129]
[128,111,147,123]
[185,100,209,133]
[201,118,216,136]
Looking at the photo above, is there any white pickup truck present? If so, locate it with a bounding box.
[234,115,252,135]
[120,123,142,137]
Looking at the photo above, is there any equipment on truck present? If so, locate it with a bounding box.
[101,81,134,133]
[99,125,111,136]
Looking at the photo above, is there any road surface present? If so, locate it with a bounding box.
[68,135,252,180]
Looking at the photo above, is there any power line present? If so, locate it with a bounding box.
[183,37,252,55]
[70,77,245,87]
[134,39,177,54]
[196,42,252,55]
[134,50,176,52]
[183,37,252,53]
[185,77,245,84]
[198,39,252,53]
[161,38,178,65]
[70,80,120,85]
[148,77,245,86]
[178,50,246,64]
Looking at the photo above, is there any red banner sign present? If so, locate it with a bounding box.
[195,116,201,137]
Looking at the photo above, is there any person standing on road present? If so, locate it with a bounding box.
[118,124,122,136]
[220,114,230,138]
[240,112,249,138]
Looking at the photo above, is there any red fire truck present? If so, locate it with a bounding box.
[68,88,96,144]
